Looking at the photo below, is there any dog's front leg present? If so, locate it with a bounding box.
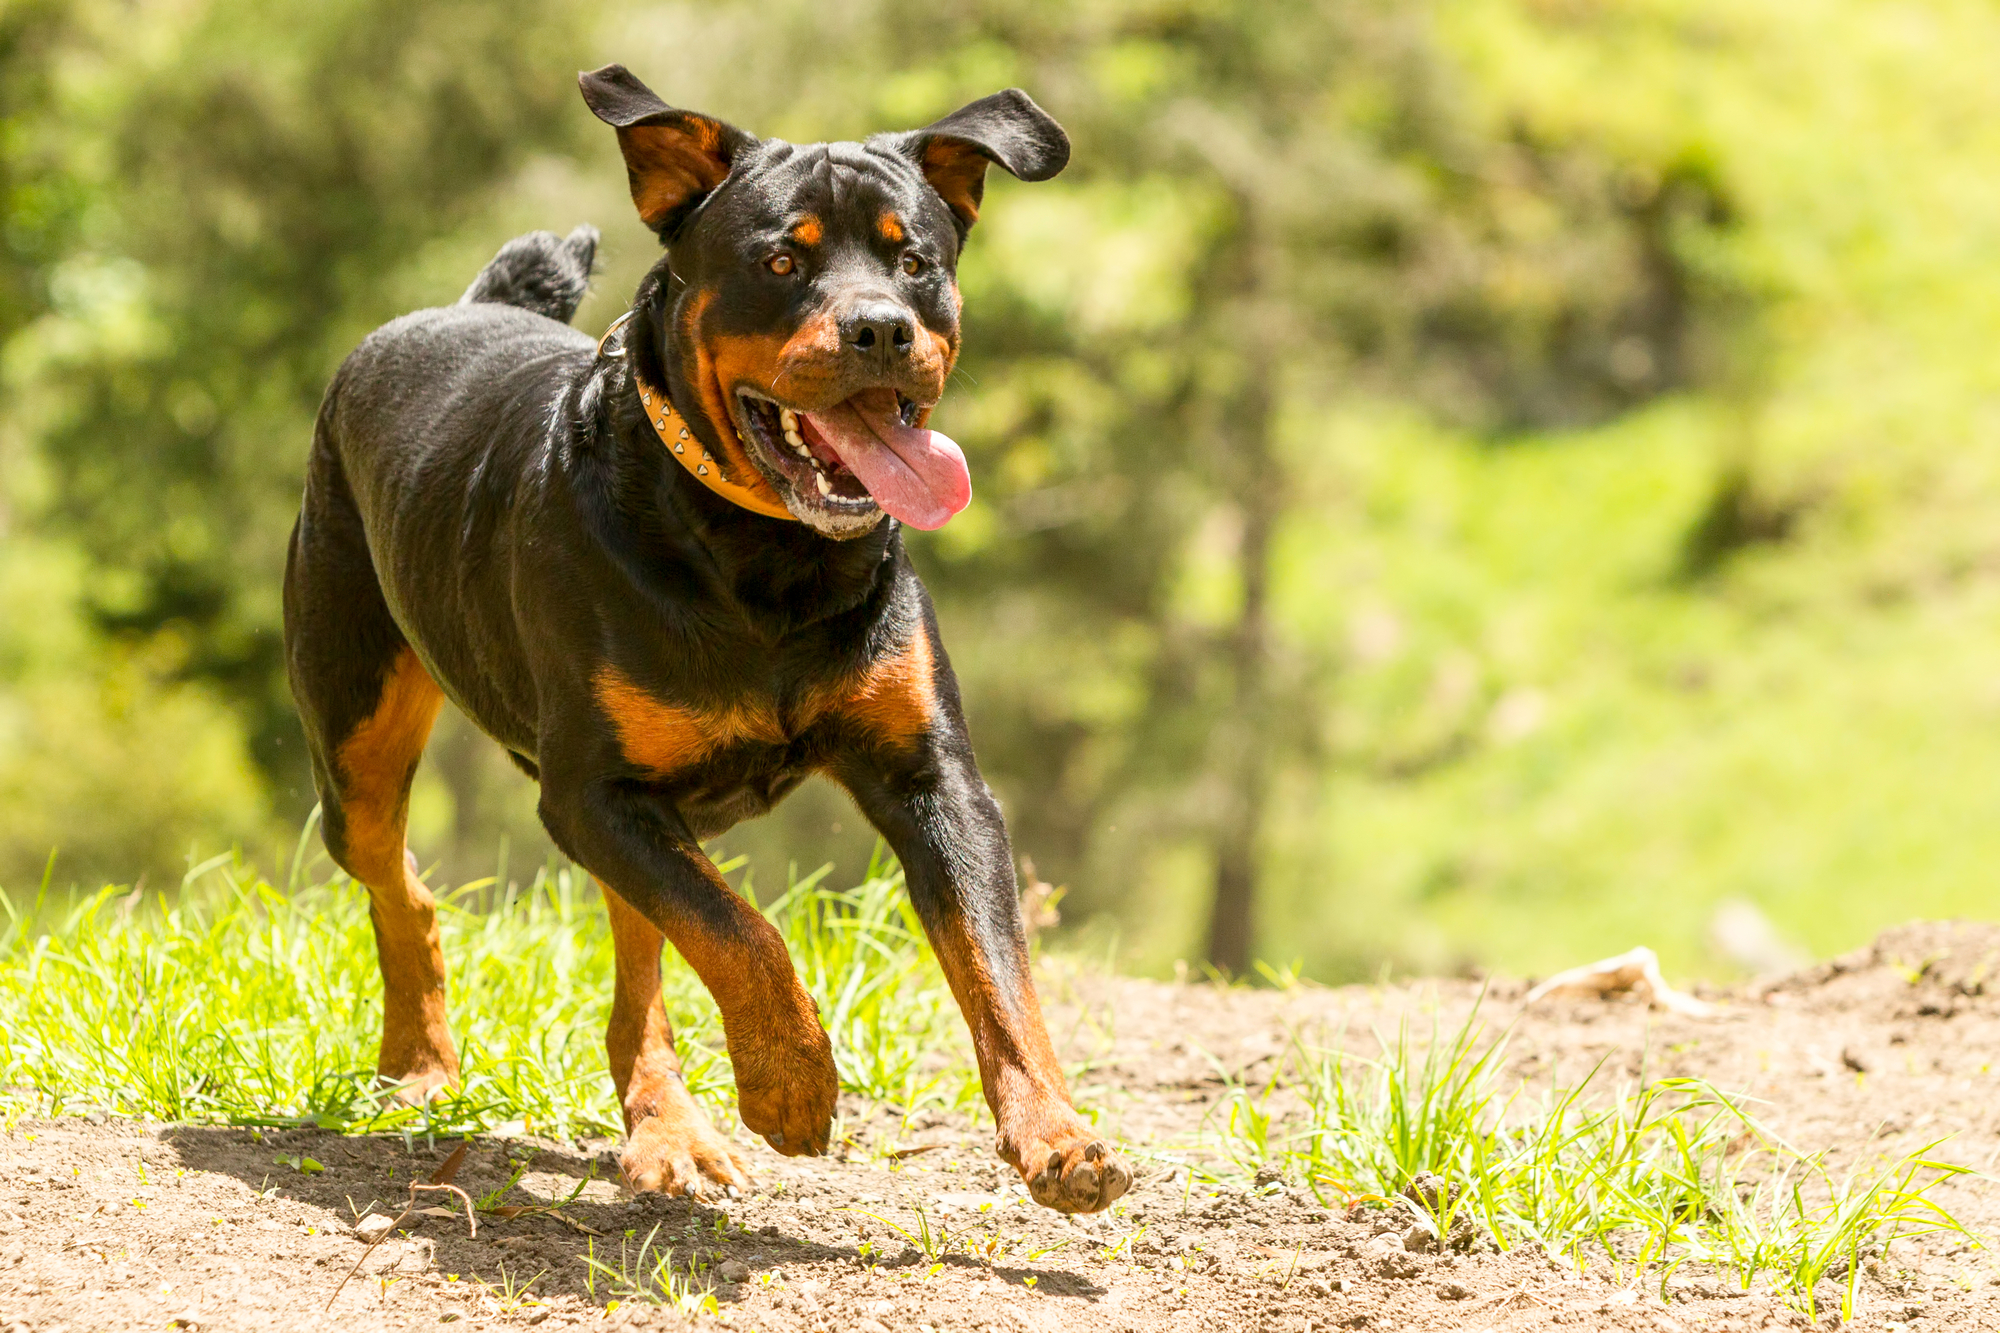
[834,746,1133,1214]
[539,777,837,1160]
[599,881,750,1198]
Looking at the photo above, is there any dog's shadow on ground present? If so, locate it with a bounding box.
[164,1126,828,1307]
[163,1126,1104,1312]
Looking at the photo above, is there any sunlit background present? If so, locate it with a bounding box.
[4,0,1998,984]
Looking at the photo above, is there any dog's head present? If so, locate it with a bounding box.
[580,64,1068,538]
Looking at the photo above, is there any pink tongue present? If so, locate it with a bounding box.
[799,389,970,530]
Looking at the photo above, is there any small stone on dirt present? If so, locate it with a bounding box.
[1362,1231,1421,1279]
[718,1257,750,1282]
[355,1213,396,1242]
[1401,1171,1456,1210]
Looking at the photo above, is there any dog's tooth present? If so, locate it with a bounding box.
[780,407,797,429]
[815,471,832,497]
[783,427,803,446]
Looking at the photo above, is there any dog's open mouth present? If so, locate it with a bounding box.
[736,386,970,530]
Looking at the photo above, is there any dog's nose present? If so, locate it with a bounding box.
[841,302,916,364]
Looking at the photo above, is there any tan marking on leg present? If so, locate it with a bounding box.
[931,909,1131,1214]
[598,849,837,1157]
[334,647,458,1099]
[601,881,747,1198]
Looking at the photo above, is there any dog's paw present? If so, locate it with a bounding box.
[377,985,460,1106]
[375,1041,459,1107]
[621,1110,748,1201]
[376,1066,455,1107]
[731,1024,838,1158]
[1006,1125,1132,1214]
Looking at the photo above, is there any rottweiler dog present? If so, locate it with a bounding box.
[281,64,1131,1213]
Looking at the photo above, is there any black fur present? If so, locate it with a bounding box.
[458,224,599,324]
[281,67,1101,1192]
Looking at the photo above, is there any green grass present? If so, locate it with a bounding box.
[0,831,980,1139]
[0,834,1978,1321]
[1205,1005,1975,1318]
[582,1222,721,1317]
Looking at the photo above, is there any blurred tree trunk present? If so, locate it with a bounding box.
[1203,433,1275,976]
[1205,193,1283,977]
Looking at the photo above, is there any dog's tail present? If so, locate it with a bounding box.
[458,224,600,325]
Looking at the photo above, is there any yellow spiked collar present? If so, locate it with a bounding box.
[598,311,799,523]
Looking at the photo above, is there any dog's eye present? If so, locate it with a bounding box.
[900,254,922,276]
[767,254,795,276]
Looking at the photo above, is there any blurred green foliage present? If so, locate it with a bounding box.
[4,0,1999,983]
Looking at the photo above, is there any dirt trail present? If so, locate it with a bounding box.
[5,921,2000,1332]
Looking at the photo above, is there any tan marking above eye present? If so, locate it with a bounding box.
[790,215,824,246]
[879,211,905,243]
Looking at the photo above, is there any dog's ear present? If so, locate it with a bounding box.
[882,90,1069,235]
[579,64,755,237]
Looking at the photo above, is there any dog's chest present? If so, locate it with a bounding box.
[592,629,936,782]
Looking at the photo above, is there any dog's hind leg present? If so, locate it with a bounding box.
[284,437,459,1102]
[329,647,455,1100]
[600,881,748,1199]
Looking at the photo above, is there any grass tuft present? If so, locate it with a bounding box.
[0,838,976,1138]
[581,1223,718,1316]
[1206,1002,1975,1314]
